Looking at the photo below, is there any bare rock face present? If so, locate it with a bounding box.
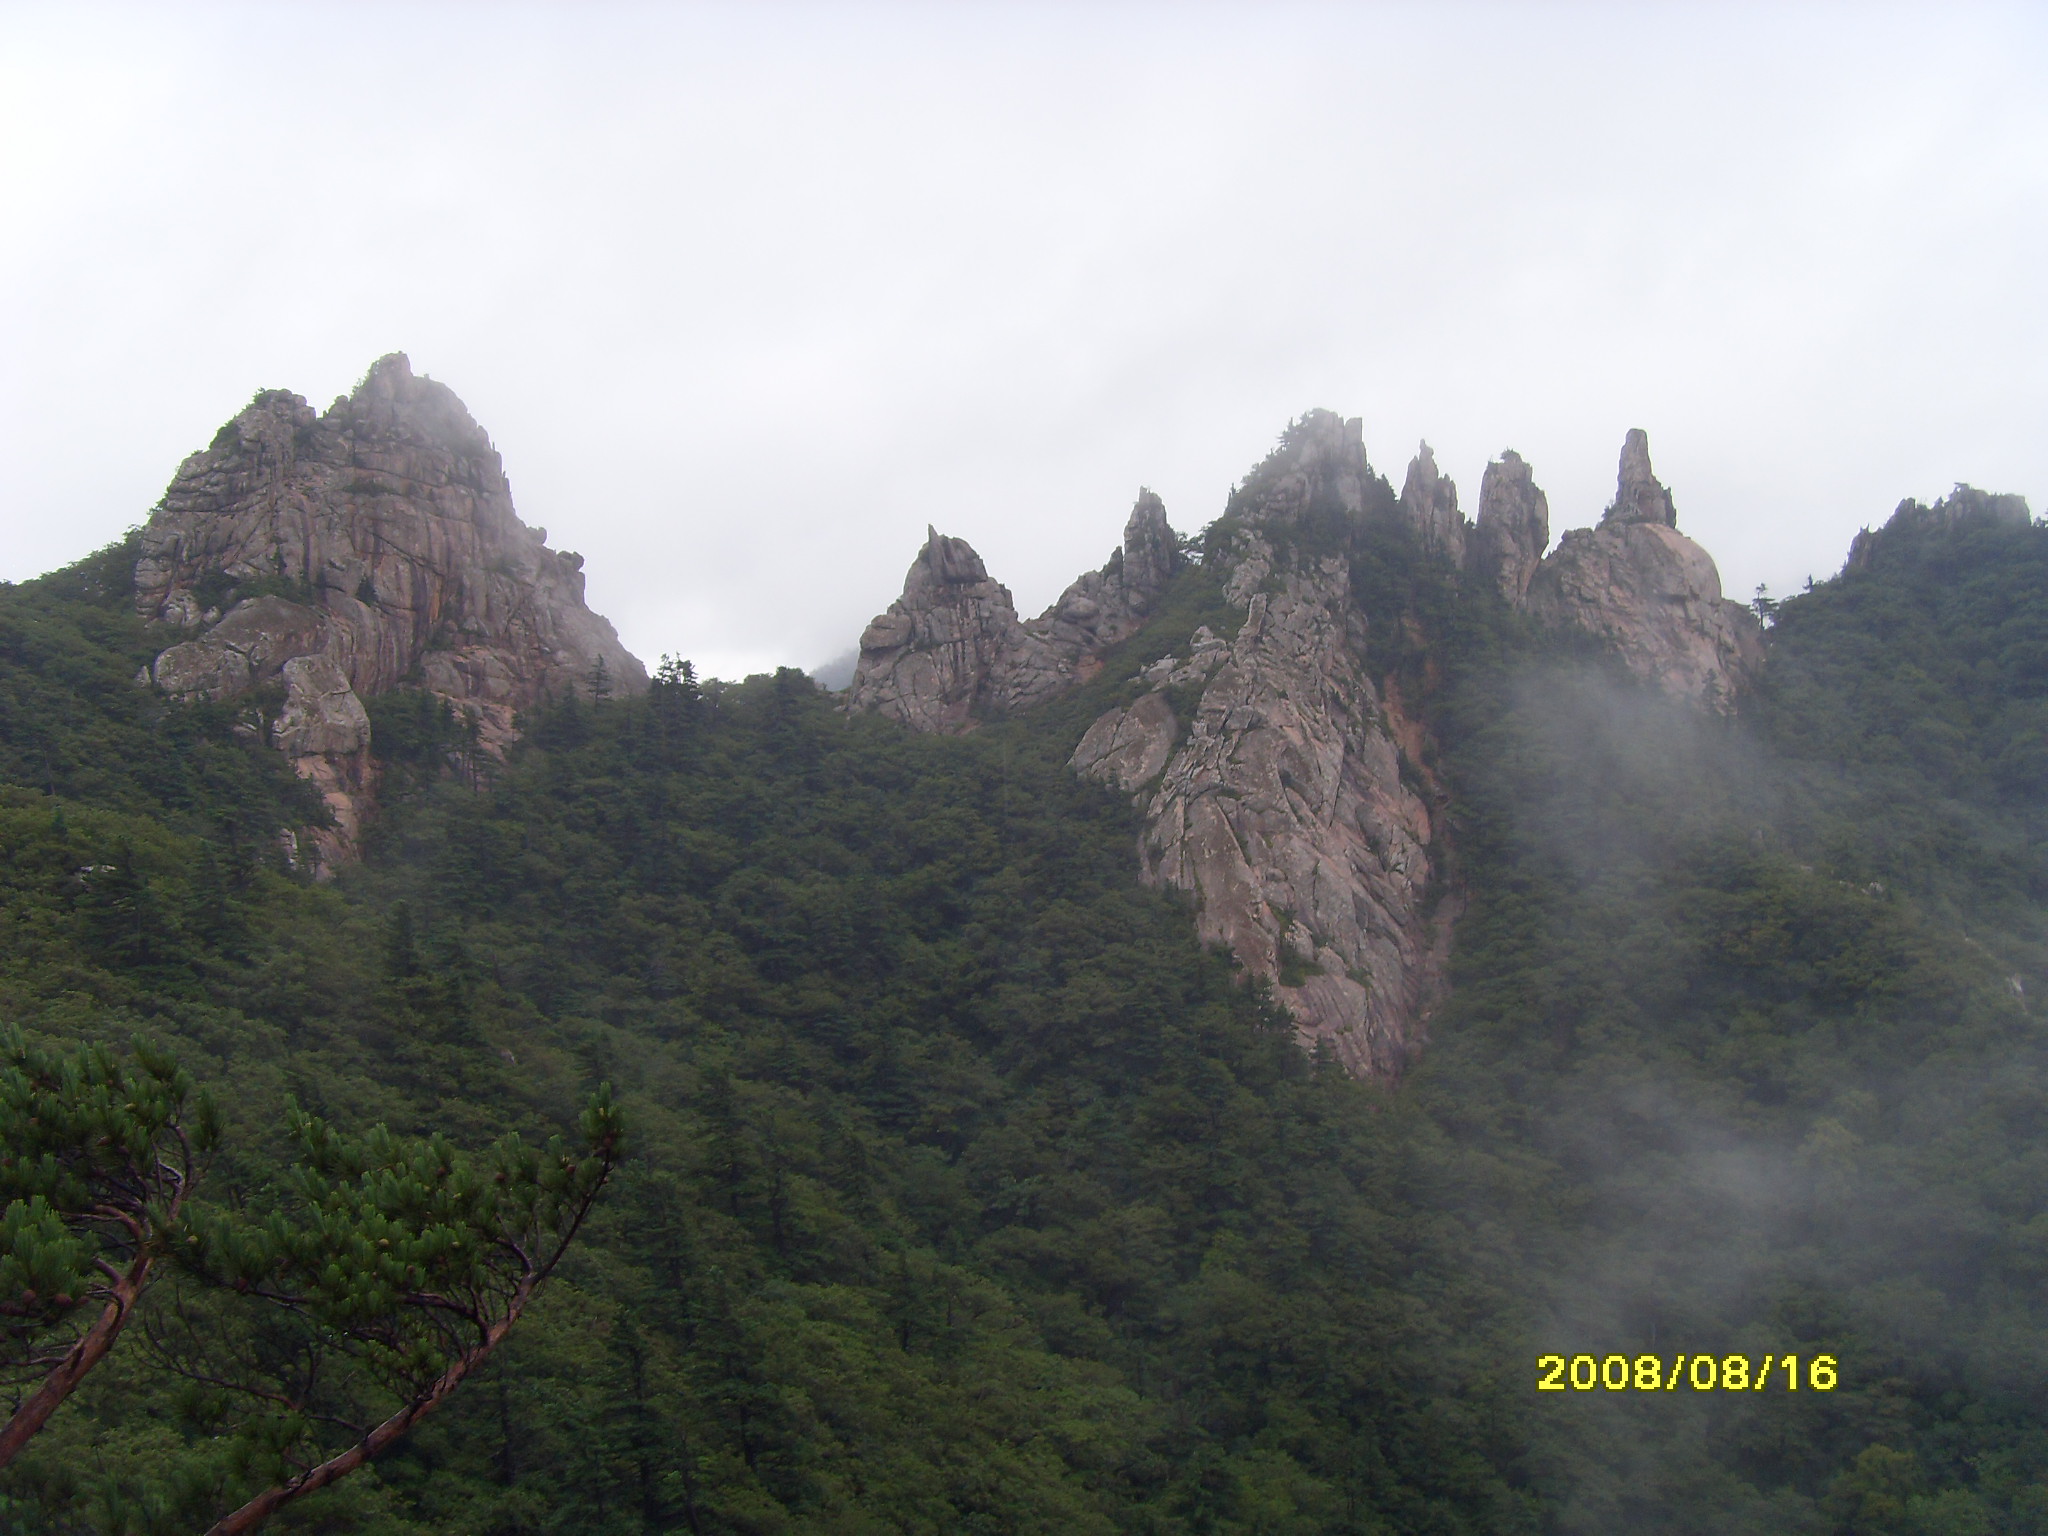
[136,353,644,865]
[1022,489,1182,671]
[1076,412,1449,1076]
[844,528,1050,732]
[852,411,1768,1077]
[1523,430,1762,709]
[1070,691,1178,792]
[1399,441,1466,564]
[1609,427,1677,527]
[846,491,1185,732]
[1465,450,1549,601]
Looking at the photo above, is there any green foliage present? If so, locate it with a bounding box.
[0,537,321,850]
[1,498,2046,1531]
[0,1029,211,1377]
[1401,503,2048,1532]
[145,1090,623,1526]
[363,690,482,804]
[0,1200,87,1350]
[1752,504,2048,926]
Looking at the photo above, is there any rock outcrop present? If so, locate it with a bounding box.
[1074,413,1449,1076]
[136,353,643,864]
[1609,427,1677,527]
[846,413,1769,1076]
[1522,430,1762,709]
[1399,442,1465,564]
[846,490,1184,731]
[1466,450,1549,601]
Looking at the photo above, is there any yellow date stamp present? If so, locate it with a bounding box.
[1537,1354,1838,1392]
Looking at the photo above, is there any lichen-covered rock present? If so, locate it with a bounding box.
[846,491,1184,732]
[135,353,644,865]
[1465,450,1549,601]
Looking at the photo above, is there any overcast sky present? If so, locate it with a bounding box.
[4,1,2043,681]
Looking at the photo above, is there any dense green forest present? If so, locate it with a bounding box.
[0,490,2044,1534]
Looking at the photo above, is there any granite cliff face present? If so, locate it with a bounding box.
[1075,415,1451,1076]
[1467,450,1549,602]
[843,413,1767,1073]
[1522,429,1763,709]
[846,491,1182,730]
[136,354,643,864]
[1089,415,1458,1073]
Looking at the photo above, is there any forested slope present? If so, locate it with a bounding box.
[1,496,2045,1534]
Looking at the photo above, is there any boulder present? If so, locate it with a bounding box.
[1071,691,1178,793]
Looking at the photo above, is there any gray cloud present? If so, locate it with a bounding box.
[3,0,2042,680]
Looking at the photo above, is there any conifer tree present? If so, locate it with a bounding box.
[0,1028,214,1467]
[168,1088,624,1533]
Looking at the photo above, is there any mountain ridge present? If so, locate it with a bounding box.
[846,409,1772,1071]
[1,363,2044,1530]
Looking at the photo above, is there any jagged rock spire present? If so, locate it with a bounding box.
[1526,429,1760,710]
[1400,440,1465,562]
[1606,427,1678,527]
[1466,450,1550,601]
[845,489,1186,734]
[906,525,992,591]
[1118,488,1180,600]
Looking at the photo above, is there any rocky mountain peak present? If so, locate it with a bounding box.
[1061,418,1449,1076]
[907,526,993,591]
[1527,429,1760,709]
[1400,440,1465,562]
[846,489,1187,734]
[1234,410,1375,529]
[1467,449,1550,601]
[134,355,643,868]
[1846,484,2035,570]
[851,413,1775,1075]
[1606,426,1678,527]
[1119,489,1180,596]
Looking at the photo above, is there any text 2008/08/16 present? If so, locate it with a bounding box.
[1537,1355,1839,1392]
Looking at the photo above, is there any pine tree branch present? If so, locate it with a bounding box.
[0,1239,151,1468]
